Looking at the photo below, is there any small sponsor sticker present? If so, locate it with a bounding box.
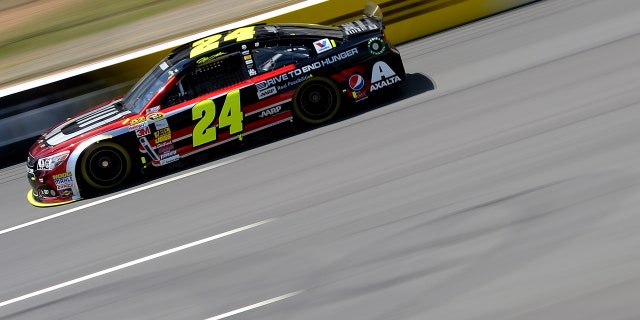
[53,172,73,190]
[259,105,282,118]
[257,87,277,99]
[154,119,169,130]
[313,38,333,54]
[146,112,165,122]
[367,37,386,56]
[136,126,151,138]
[154,127,172,144]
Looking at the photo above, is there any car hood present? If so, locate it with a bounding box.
[43,98,131,146]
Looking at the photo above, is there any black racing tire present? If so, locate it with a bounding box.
[292,77,342,125]
[80,142,132,190]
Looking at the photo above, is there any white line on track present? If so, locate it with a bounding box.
[0,219,273,308]
[2,155,247,236]
[205,291,303,320]
[0,0,327,98]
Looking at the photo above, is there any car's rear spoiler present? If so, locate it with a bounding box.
[364,1,383,21]
[340,1,384,38]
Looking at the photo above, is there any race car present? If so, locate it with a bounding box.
[26,3,406,206]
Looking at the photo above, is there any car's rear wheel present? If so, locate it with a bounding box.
[80,142,131,190]
[293,77,342,125]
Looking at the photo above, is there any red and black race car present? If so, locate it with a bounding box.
[26,4,406,206]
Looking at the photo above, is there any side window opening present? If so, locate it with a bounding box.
[252,44,311,74]
[161,53,248,107]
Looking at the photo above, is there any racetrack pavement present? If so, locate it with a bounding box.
[2,0,640,318]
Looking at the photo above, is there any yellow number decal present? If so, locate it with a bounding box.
[190,26,255,58]
[191,89,243,147]
[223,26,255,42]
[192,99,216,147]
[218,89,243,135]
[190,34,222,58]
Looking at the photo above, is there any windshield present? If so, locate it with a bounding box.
[122,59,183,113]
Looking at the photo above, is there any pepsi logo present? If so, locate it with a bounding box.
[348,74,365,91]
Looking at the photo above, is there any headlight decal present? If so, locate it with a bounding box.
[36,151,70,170]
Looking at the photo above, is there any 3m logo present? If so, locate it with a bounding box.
[313,38,333,54]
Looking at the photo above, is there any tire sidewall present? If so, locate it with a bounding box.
[80,141,132,190]
[292,77,342,125]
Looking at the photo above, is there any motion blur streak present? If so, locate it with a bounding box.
[1,0,640,319]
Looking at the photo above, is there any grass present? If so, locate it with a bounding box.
[0,0,202,62]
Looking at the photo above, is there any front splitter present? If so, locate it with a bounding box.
[27,189,77,207]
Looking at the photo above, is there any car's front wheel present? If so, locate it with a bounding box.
[292,77,342,125]
[80,142,131,190]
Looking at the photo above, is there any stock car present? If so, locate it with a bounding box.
[26,3,406,206]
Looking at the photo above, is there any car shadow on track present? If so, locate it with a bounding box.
[6,73,435,203]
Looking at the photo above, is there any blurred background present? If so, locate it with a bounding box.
[6,1,640,319]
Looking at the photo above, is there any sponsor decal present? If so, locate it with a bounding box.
[129,122,148,132]
[316,47,358,68]
[160,150,178,159]
[255,48,358,90]
[259,105,282,118]
[146,112,165,122]
[313,38,333,54]
[248,68,257,76]
[368,37,386,56]
[342,21,378,35]
[53,172,73,190]
[156,141,172,149]
[256,73,289,90]
[154,127,172,144]
[159,154,180,166]
[157,142,174,154]
[370,61,402,92]
[146,106,160,114]
[257,87,277,99]
[276,75,310,91]
[136,126,151,138]
[128,116,148,131]
[159,61,169,70]
[154,119,169,130]
[348,73,368,102]
[196,51,226,65]
[60,188,73,198]
[130,116,147,125]
[348,73,365,91]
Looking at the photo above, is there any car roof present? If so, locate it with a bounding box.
[167,23,344,66]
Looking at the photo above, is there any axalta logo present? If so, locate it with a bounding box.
[313,38,333,54]
[370,61,402,92]
[259,105,282,118]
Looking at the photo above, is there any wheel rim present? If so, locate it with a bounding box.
[298,83,336,120]
[84,146,128,188]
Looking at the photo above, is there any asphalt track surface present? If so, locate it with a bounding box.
[1,0,640,318]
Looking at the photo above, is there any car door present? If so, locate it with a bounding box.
[150,52,253,165]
